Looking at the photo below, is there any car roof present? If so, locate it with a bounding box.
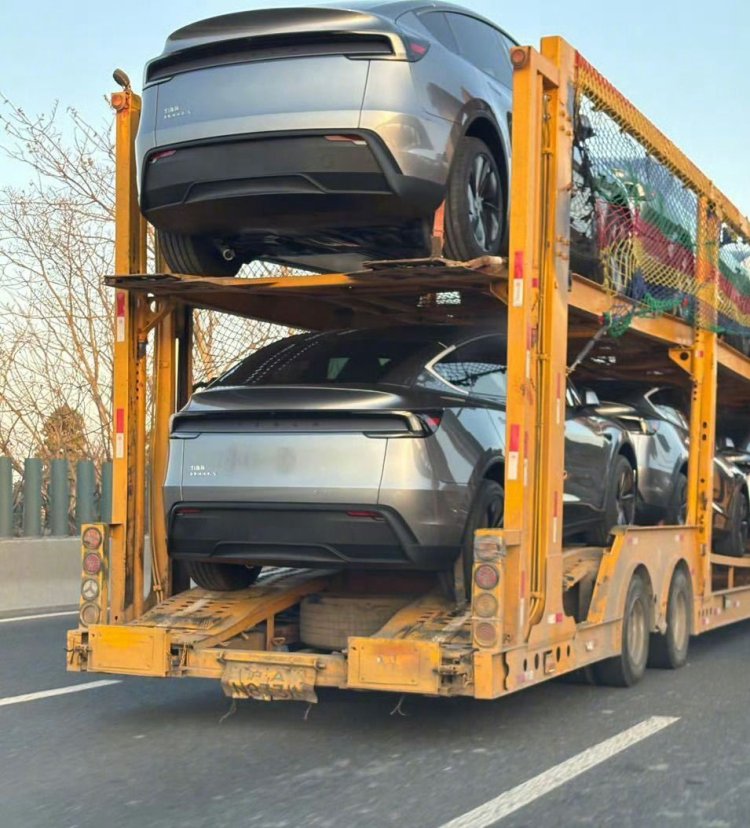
[319,0,518,42]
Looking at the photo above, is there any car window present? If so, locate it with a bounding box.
[418,11,459,53]
[445,14,513,87]
[430,337,507,399]
[213,332,439,388]
[648,388,688,429]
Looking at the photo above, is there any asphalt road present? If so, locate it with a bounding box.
[2,613,749,828]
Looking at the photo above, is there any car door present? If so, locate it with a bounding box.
[564,386,613,520]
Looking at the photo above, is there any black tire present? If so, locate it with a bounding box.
[593,573,650,687]
[670,471,688,525]
[586,454,636,546]
[461,479,505,598]
[444,137,504,261]
[648,568,691,669]
[299,594,413,650]
[186,560,261,591]
[714,488,750,557]
[157,229,240,277]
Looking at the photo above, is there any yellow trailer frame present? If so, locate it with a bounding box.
[67,37,750,702]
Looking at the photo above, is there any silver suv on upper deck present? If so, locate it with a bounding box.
[136,1,516,274]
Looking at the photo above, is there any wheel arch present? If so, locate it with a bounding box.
[464,115,509,230]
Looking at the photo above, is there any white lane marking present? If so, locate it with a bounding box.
[0,610,78,624]
[438,715,679,828]
[0,680,121,708]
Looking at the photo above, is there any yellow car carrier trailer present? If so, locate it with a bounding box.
[67,37,750,703]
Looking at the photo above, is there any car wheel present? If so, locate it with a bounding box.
[186,560,261,591]
[461,479,505,598]
[593,573,650,686]
[586,454,636,546]
[157,229,241,276]
[648,567,691,669]
[444,136,504,261]
[670,471,688,525]
[714,488,750,557]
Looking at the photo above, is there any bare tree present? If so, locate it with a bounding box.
[0,99,115,469]
[0,96,293,470]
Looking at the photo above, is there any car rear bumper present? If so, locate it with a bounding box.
[168,502,458,570]
[140,131,443,237]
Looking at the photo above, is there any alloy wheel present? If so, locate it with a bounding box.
[466,154,501,252]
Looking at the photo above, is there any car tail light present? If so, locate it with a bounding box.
[149,149,176,163]
[177,507,202,515]
[403,37,430,61]
[346,510,384,520]
[418,413,443,434]
[325,135,367,146]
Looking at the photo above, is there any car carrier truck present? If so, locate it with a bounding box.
[66,37,750,703]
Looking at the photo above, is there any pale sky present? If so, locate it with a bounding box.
[0,0,748,215]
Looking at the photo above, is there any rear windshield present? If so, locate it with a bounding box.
[212,331,441,387]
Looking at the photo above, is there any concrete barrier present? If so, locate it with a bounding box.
[0,538,80,614]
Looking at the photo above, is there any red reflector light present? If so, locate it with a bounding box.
[177,507,202,515]
[83,552,102,575]
[150,149,176,163]
[346,510,383,520]
[324,134,367,146]
[474,621,498,647]
[475,564,500,590]
[82,526,103,550]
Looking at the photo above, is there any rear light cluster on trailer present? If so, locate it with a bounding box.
[79,523,108,627]
[471,533,506,649]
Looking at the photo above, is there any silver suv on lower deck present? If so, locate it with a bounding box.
[165,326,639,591]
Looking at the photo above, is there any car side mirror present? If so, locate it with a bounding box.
[593,402,639,418]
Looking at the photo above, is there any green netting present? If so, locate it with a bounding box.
[571,81,750,347]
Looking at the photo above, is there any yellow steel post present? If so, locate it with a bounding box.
[498,45,545,650]
[499,43,571,649]
[149,305,177,602]
[527,36,576,641]
[688,195,719,602]
[110,85,148,623]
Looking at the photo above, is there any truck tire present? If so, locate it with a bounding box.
[157,229,240,277]
[593,573,650,687]
[444,136,504,261]
[586,454,636,546]
[299,594,413,650]
[186,561,261,591]
[648,568,691,669]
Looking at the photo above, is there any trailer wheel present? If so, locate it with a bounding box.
[586,455,636,546]
[157,229,240,277]
[299,594,413,650]
[444,137,504,261]
[186,561,261,591]
[593,573,650,687]
[648,568,691,669]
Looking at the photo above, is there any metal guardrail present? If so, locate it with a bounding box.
[0,457,113,538]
